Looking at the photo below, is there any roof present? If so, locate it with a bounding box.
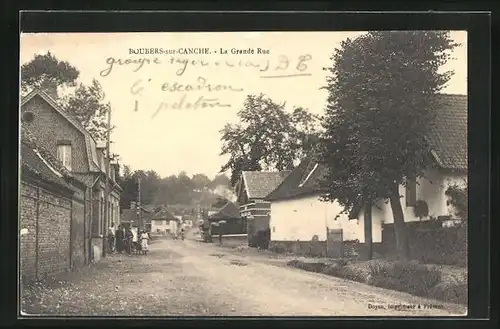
[121,208,153,224]
[20,127,77,192]
[427,94,467,171]
[151,206,177,221]
[266,94,468,202]
[208,201,241,220]
[265,154,326,201]
[21,90,102,172]
[240,171,291,199]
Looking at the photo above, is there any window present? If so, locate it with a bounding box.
[21,111,35,123]
[405,177,417,207]
[57,142,72,171]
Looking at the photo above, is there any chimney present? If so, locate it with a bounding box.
[40,80,58,99]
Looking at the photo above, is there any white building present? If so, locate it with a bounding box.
[265,94,467,256]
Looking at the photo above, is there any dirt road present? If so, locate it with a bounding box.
[21,237,467,317]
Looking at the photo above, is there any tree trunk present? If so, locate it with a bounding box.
[389,182,410,260]
[363,200,373,260]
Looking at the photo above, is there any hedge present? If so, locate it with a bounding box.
[286,259,467,305]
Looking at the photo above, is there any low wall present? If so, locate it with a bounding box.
[269,240,327,257]
[213,234,248,247]
[269,240,384,259]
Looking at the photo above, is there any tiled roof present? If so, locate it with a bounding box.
[151,206,177,221]
[265,154,327,201]
[121,208,153,224]
[266,94,468,202]
[20,127,76,192]
[427,94,467,170]
[208,201,241,220]
[21,90,101,172]
[241,171,291,199]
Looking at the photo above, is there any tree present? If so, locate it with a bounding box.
[62,79,110,142]
[219,94,319,186]
[118,165,137,211]
[209,174,231,190]
[191,173,211,191]
[445,179,468,220]
[21,51,79,95]
[21,52,109,142]
[319,31,458,260]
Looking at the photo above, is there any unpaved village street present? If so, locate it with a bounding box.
[21,236,467,317]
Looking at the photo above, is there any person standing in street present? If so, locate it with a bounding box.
[140,230,149,254]
[107,222,115,253]
[125,226,133,256]
[115,224,124,253]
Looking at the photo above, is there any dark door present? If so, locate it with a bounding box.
[326,228,343,258]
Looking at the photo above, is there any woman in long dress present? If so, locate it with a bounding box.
[140,230,149,254]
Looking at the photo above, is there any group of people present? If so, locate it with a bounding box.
[107,223,150,256]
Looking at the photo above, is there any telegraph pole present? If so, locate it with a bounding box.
[102,106,112,258]
[136,177,142,229]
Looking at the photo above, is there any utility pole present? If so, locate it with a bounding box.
[136,177,142,229]
[102,106,112,258]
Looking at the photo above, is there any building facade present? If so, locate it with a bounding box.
[235,170,290,248]
[20,127,89,282]
[20,89,122,263]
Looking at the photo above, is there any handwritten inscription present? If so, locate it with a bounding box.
[129,76,243,118]
[151,95,231,118]
[99,53,313,118]
[100,54,312,78]
[161,76,244,93]
[130,76,244,96]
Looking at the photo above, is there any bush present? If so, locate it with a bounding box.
[430,282,467,305]
[269,244,287,254]
[343,263,372,283]
[369,260,441,296]
[321,262,344,276]
[287,260,326,273]
[287,259,302,268]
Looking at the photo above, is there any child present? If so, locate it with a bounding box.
[140,230,149,254]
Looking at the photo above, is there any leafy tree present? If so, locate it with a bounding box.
[21,52,109,142]
[21,51,79,95]
[118,165,137,211]
[319,31,458,259]
[220,94,319,186]
[62,79,110,142]
[445,179,468,220]
[191,173,212,191]
[209,174,231,189]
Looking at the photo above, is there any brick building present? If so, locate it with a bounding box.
[20,88,122,263]
[20,127,88,282]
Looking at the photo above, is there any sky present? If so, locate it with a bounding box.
[20,31,467,179]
